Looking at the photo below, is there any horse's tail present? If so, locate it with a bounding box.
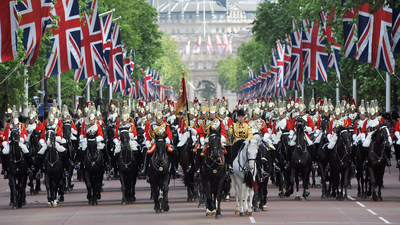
[244,171,258,190]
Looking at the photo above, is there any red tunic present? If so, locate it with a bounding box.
[3,123,29,142]
[196,118,227,139]
[80,121,104,139]
[145,122,173,142]
[40,120,63,140]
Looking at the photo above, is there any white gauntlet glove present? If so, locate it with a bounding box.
[263,133,270,142]
[39,139,45,147]
[96,136,104,142]
[166,137,171,144]
[200,137,205,146]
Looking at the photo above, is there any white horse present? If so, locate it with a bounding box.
[231,139,258,216]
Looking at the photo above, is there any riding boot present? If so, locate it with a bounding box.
[172,150,181,179]
[284,145,293,171]
[23,153,33,177]
[385,146,392,167]
[139,153,149,177]
[194,152,203,178]
[61,152,69,178]
[226,147,234,174]
[1,154,8,179]
[361,146,368,170]
[271,150,280,173]
[324,145,331,173]
[257,151,268,178]
[395,144,400,168]
[309,144,318,170]
[36,154,43,179]
[102,146,111,171]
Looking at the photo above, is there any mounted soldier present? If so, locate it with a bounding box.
[113,103,138,158]
[1,106,33,179]
[36,105,69,178]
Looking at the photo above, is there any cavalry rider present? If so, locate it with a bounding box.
[74,104,84,137]
[75,104,105,171]
[177,104,198,173]
[289,97,316,169]
[263,98,275,133]
[271,100,294,171]
[226,108,252,177]
[360,100,391,167]
[26,105,43,145]
[194,103,228,177]
[393,112,400,169]
[1,106,33,179]
[325,101,350,172]
[164,100,182,178]
[61,105,78,141]
[113,104,138,160]
[314,99,330,150]
[248,106,276,177]
[134,102,149,175]
[140,110,179,178]
[36,105,69,178]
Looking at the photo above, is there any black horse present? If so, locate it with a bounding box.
[116,127,138,205]
[366,125,390,201]
[28,129,42,195]
[285,117,312,201]
[328,127,352,201]
[7,129,28,209]
[43,129,64,207]
[179,131,199,202]
[147,135,171,213]
[200,134,226,219]
[316,118,332,198]
[62,121,75,193]
[83,132,104,205]
[274,130,291,198]
[106,124,117,179]
[254,139,272,211]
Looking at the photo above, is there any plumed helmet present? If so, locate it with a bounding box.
[12,105,19,124]
[279,100,286,115]
[335,101,341,115]
[359,100,366,114]
[298,97,306,111]
[62,105,70,119]
[309,97,315,112]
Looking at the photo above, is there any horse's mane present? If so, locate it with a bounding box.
[249,139,258,149]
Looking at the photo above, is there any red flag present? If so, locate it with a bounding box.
[175,74,187,115]
[0,0,18,63]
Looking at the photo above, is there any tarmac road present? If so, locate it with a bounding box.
[0,158,399,225]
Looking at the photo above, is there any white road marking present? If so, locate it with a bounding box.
[379,217,390,224]
[356,202,366,207]
[367,209,377,215]
[347,196,355,200]
[250,217,256,223]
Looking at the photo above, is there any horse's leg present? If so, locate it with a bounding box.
[343,169,349,201]
[215,177,224,219]
[120,171,126,205]
[285,168,295,197]
[277,171,284,198]
[163,175,170,212]
[368,167,377,201]
[28,175,35,195]
[83,171,92,205]
[35,176,41,194]
[302,168,311,201]
[377,168,384,201]
[294,172,301,200]
[203,179,213,217]
[151,181,161,213]
[311,166,316,188]
[20,175,28,207]
[9,175,17,209]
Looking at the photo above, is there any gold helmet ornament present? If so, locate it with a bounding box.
[374,100,379,114]
[335,101,341,115]
[110,99,116,112]
[350,98,356,110]
[48,106,55,122]
[89,103,96,120]
[366,101,370,114]
[369,100,376,116]
[62,104,70,119]
[322,98,329,113]
[359,100,366,114]
[328,99,334,111]
[287,97,292,109]
[201,99,209,114]
[155,110,163,119]
[28,104,36,120]
[298,97,306,111]
[278,100,286,115]
[76,103,82,116]
[309,97,315,112]
[121,102,130,121]
[12,105,19,124]
[96,105,102,117]
[295,97,300,109]
[84,102,90,114]
[268,97,274,108]
[253,107,261,115]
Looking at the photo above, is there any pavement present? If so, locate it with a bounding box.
[0,158,399,225]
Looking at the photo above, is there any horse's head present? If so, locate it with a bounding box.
[107,124,115,139]
[247,139,258,170]
[336,126,352,152]
[9,129,20,143]
[155,135,167,165]
[46,128,56,148]
[295,116,306,132]
[208,134,221,161]
[376,125,390,149]
[62,121,71,140]
[86,131,98,152]
[119,126,130,150]
[321,116,330,133]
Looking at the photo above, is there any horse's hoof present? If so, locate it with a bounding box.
[235,210,240,215]
[262,205,268,211]
[122,202,126,206]
[9,202,12,206]
[198,203,205,208]
[156,209,161,213]
[93,201,98,206]
[332,192,337,198]
[285,191,291,197]
[245,210,252,216]
[253,207,260,212]
[66,190,70,194]
[311,184,316,188]
[163,205,170,212]
[31,191,35,196]
[378,197,382,202]
[336,196,342,201]
[321,194,327,199]
[317,184,321,188]
[357,193,361,197]
[343,197,348,201]
[59,196,64,202]
[53,203,58,207]
[194,198,199,202]
[88,200,92,205]
[361,194,367,199]
[305,189,310,197]
[367,191,372,196]
[47,202,52,208]
[206,212,212,217]
[295,196,301,201]
[215,214,222,219]
[239,212,246,217]
[12,206,17,210]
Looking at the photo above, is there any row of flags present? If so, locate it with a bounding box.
[183,34,233,55]
[0,0,174,101]
[239,0,400,100]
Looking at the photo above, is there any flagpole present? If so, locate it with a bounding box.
[386,73,390,113]
[353,78,356,105]
[23,70,28,117]
[99,9,115,17]
[57,73,62,106]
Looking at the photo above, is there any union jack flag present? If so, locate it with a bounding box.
[45,0,81,78]
[342,0,359,58]
[100,13,113,78]
[302,20,329,82]
[74,0,106,82]
[18,0,52,66]
[392,0,400,53]
[268,48,277,97]
[290,19,303,91]
[320,9,342,81]
[276,40,285,88]
[101,22,124,86]
[357,3,394,73]
[130,50,135,70]
[0,0,18,63]
[284,38,292,89]
[260,63,270,99]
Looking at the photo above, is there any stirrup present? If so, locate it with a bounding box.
[75,163,81,170]
[27,169,33,177]
[261,170,268,178]
[3,172,8,179]
[396,162,400,168]
[186,165,192,173]
[311,163,318,170]
[229,167,234,174]
[64,171,69,178]
[36,171,43,179]
[109,169,115,177]
[387,161,392,167]
[194,170,200,178]
[284,164,290,171]
[224,172,230,180]
[325,165,331,173]
[274,165,281,173]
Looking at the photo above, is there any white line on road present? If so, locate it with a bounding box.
[367,209,377,215]
[379,217,390,224]
[356,202,366,207]
[250,217,256,223]
[347,196,355,200]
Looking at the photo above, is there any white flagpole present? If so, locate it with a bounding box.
[99,9,115,17]
[57,73,62,106]
[109,83,113,101]
[386,73,390,112]
[87,83,90,102]
[336,83,339,102]
[23,69,28,117]
[353,78,356,104]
